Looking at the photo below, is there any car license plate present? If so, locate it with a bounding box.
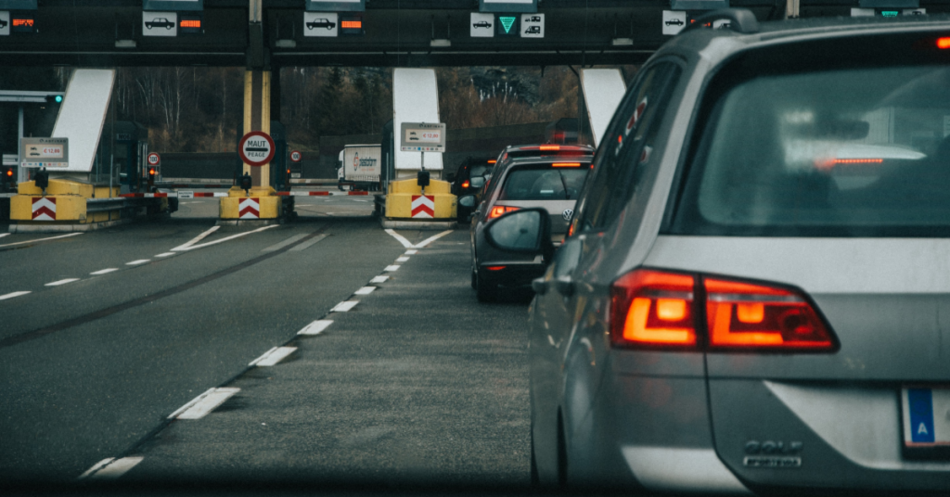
[902,386,950,457]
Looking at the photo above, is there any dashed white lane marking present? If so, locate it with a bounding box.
[90,268,119,275]
[384,229,414,249]
[173,225,279,252]
[171,225,220,251]
[0,233,9,239]
[331,300,359,312]
[384,265,400,272]
[262,233,309,252]
[298,320,333,335]
[168,387,240,420]
[396,256,410,262]
[45,278,80,287]
[370,275,389,284]
[290,233,328,252]
[126,259,150,266]
[405,249,418,255]
[155,252,176,257]
[0,232,82,249]
[249,346,297,367]
[78,456,143,480]
[354,286,376,295]
[414,230,453,248]
[0,291,31,301]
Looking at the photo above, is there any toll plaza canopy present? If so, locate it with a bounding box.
[1,0,945,67]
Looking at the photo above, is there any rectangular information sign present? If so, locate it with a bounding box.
[142,0,202,12]
[305,0,364,12]
[0,0,35,9]
[400,123,446,153]
[20,137,68,168]
[480,0,537,13]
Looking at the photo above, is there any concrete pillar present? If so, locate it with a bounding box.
[243,70,271,187]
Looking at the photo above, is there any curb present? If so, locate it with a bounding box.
[380,218,457,231]
[9,218,131,233]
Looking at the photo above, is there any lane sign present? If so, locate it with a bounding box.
[239,131,275,167]
[0,12,10,36]
[521,13,544,38]
[304,12,338,37]
[147,152,161,166]
[400,122,446,152]
[470,13,494,38]
[143,12,177,37]
[290,150,302,163]
[662,10,687,35]
[496,14,519,37]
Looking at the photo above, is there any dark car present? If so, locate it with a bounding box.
[472,21,491,28]
[306,18,336,30]
[0,19,7,29]
[665,18,684,26]
[464,149,592,302]
[145,17,175,29]
[449,156,495,221]
[482,9,950,494]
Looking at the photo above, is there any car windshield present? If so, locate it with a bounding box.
[498,166,588,201]
[672,64,950,237]
[470,165,491,178]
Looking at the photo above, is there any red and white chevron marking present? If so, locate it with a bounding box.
[411,195,435,219]
[239,198,260,219]
[31,197,56,221]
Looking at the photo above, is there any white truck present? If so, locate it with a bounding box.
[337,144,382,191]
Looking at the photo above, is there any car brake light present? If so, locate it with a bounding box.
[609,269,838,352]
[462,180,470,188]
[552,162,581,168]
[540,145,560,151]
[488,160,497,164]
[486,266,506,271]
[488,205,519,219]
[938,37,950,49]
[704,278,836,351]
[611,269,697,348]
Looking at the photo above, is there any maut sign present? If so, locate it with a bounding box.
[239,131,275,167]
[20,137,69,168]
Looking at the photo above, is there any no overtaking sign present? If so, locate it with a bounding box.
[239,131,275,167]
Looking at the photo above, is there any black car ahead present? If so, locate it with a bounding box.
[449,156,496,220]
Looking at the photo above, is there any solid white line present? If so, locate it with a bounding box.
[249,346,297,367]
[405,249,418,255]
[384,229,414,249]
[289,233,328,252]
[78,458,115,479]
[384,265,400,272]
[414,230,453,248]
[370,275,389,284]
[261,233,309,252]
[0,233,9,239]
[169,387,240,420]
[0,232,82,249]
[297,319,333,335]
[90,268,119,275]
[171,225,220,251]
[126,259,150,266]
[331,300,359,312]
[396,256,409,262]
[173,225,279,252]
[354,286,376,295]
[155,252,176,257]
[85,457,144,480]
[0,291,31,301]
[45,278,79,287]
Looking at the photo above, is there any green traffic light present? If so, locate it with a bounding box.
[55,95,63,103]
[881,10,899,17]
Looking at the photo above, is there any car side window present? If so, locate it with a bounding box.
[572,62,681,233]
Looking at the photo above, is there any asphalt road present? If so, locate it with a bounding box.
[0,200,532,489]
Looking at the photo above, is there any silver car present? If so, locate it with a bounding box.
[484,9,950,493]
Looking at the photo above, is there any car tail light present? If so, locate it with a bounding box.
[610,269,837,352]
[486,266,506,271]
[704,278,836,351]
[938,37,950,49]
[611,269,697,348]
[488,205,519,219]
[462,180,470,188]
[552,162,582,168]
[540,145,560,151]
[488,160,497,164]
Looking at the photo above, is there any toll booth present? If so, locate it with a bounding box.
[112,121,149,193]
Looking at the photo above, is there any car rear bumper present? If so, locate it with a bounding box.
[478,260,546,288]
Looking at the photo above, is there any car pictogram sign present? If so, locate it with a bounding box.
[239,131,276,167]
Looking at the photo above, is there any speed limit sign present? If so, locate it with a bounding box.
[290,150,302,163]
[147,152,160,166]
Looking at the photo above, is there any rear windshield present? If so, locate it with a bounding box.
[499,166,589,201]
[470,165,491,178]
[671,64,950,237]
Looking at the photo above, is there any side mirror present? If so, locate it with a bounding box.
[459,195,476,208]
[469,176,486,189]
[485,208,553,256]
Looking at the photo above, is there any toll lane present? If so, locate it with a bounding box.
[0,219,408,481]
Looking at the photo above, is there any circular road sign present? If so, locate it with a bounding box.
[147,152,161,166]
[290,150,302,163]
[239,131,276,167]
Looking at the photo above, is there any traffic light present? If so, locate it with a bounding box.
[239,172,252,194]
[147,167,156,187]
[1,167,12,190]
[46,94,63,104]
[34,168,49,192]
